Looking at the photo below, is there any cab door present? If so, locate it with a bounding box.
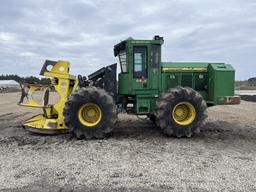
[132,45,160,93]
[132,46,148,91]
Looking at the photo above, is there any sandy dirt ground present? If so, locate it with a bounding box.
[0,92,256,192]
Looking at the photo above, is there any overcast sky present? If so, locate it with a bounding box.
[0,0,255,80]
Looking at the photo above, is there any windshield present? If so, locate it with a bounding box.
[118,50,127,73]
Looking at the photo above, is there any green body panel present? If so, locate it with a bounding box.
[118,73,131,93]
[116,36,236,114]
[208,63,235,105]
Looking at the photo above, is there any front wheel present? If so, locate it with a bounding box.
[63,87,117,139]
[155,87,207,138]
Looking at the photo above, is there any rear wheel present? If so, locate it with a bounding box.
[63,87,117,139]
[155,86,207,138]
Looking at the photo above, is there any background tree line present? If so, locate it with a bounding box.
[248,77,256,86]
[0,74,50,85]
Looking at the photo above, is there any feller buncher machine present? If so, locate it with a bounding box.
[18,36,240,139]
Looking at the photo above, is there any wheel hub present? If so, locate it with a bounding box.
[78,103,102,127]
[172,102,196,125]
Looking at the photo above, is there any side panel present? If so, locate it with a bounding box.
[208,64,235,105]
[161,71,208,100]
[118,73,131,94]
[160,63,235,106]
[135,95,157,114]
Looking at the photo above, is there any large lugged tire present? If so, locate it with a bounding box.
[155,86,207,138]
[63,86,117,139]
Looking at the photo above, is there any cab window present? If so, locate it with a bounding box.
[118,50,127,72]
[133,46,147,78]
